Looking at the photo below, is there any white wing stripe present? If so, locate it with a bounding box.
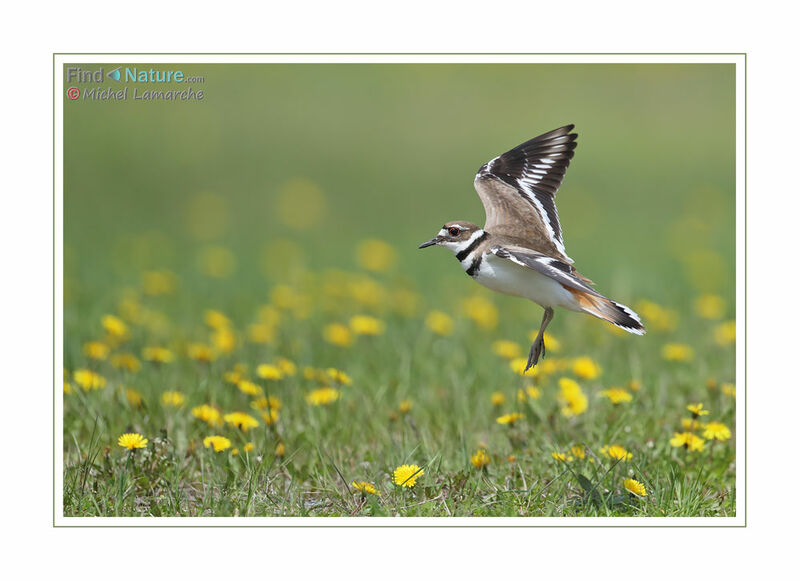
[515,179,572,263]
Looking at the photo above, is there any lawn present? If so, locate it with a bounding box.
[61,63,736,517]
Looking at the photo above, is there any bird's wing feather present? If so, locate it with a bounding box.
[474,125,577,263]
[489,245,599,296]
[490,245,645,334]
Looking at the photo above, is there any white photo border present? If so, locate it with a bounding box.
[54,53,745,527]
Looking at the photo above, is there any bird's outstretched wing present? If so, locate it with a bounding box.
[473,125,578,263]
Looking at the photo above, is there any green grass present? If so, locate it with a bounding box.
[62,262,736,517]
[62,63,736,517]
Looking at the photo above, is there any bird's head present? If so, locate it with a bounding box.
[418,221,482,254]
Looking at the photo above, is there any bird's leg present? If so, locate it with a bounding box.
[525,307,554,372]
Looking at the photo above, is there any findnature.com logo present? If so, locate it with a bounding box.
[65,66,205,102]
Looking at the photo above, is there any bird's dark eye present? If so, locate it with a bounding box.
[448,227,460,236]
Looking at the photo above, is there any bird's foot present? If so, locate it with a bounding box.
[524,336,546,372]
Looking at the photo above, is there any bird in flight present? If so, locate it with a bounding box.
[419,125,645,371]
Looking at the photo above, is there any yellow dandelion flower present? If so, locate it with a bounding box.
[628,379,642,392]
[496,412,524,425]
[393,464,424,488]
[526,386,542,400]
[599,387,633,404]
[352,480,380,495]
[623,478,647,497]
[551,451,573,462]
[271,284,305,312]
[492,340,522,359]
[558,377,588,417]
[398,399,413,414]
[161,391,186,407]
[211,327,236,354]
[570,445,586,460]
[73,369,107,391]
[506,455,516,463]
[687,403,710,418]
[349,314,386,336]
[356,239,397,273]
[662,343,694,362]
[600,444,633,462]
[572,356,602,380]
[143,346,174,363]
[517,386,542,402]
[542,332,561,353]
[256,364,284,381]
[259,408,280,425]
[471,449,491,468]
[510,357,538,378]
[347,276,385,309]
[461,295,498,330]
[231,448,239,456]
[237,379,263,397]
[223,364,247,384]
[721,383,736,397]
[187,343,215,362]
[142,269,177,296]
[490,392,507,406]
[191,404,222,426]
[540,357,570,375]
[425,310,454,336]
[636,299,678,332]
[63,381,73,394]
[275,442,286,457]
[243,442,255,453]
[118,433,148,450]
[303,366,328,382]
[203,435,232,452]
[247,323,276,344]
[223,412,259,432]
[681,417,702,431]
[694,294,726,319]
[323,323,354,347]
[703,421,732,441]
[125,388,144,408]
[102,314,129,339]
[110,352,141,372]
[305,387,341,406]
[670,432,706,451]
[83,341,109,360]
[326,368,353,385]
[276,357,297,376]
[714,320,736,346]
[250,395,282,412]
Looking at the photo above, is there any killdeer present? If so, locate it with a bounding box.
[419,125,645,371]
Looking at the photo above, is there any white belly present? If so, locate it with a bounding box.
[470,253,581,311]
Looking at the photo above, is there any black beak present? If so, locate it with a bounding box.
[418,237,440,249]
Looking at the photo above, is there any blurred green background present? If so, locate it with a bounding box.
[64,63,735,327]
